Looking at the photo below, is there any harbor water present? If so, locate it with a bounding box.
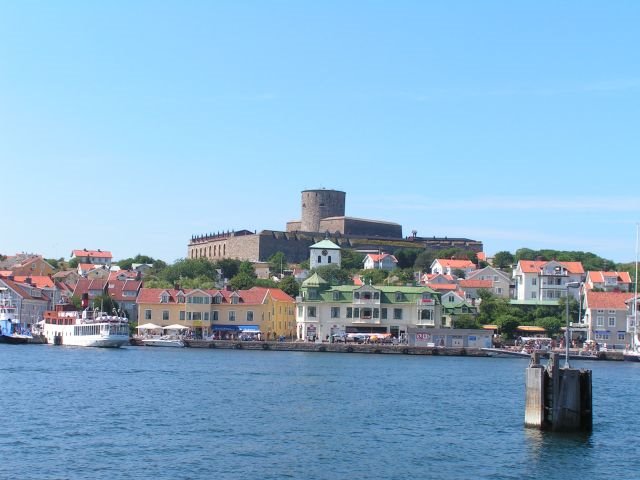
[1,344,638,480]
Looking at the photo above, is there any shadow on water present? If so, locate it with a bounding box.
[524,428,594,476]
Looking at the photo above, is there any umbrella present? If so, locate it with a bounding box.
[136,323,162,330]
[163,324,189,331]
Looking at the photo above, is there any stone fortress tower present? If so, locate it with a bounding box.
[300,189,346,233]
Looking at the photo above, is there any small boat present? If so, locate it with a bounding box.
[142,335,185,348]
[0,287,32,344]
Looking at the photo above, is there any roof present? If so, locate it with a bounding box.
[477,252,487,262]
[136,287,293,305]
[302,272,328,287]
[517,260,585,274]
[585,291,635,310]
[587,271,632,284]
[71,249,113,259]
[364,253,398,263]
[310,239,341,250]
[459,279,493,289]
[0,277,50,301]
[433,259,476,269]
[12,276,54,289]
[517,326,546,332]
[426,283,458,291]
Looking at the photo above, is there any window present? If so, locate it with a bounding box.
[179,311,185,321]
[393,308,402,320]
[188,312,202,321]
[373,308,379,318]
[229,311,236,321]
[213,295,221,304]
[331,307,340,318]
[162,310,169,321]
[596,316,604,326]
[297,306,303,317]
[381,308,387,319]
[160,294,169,303]
[144,310,151,320]
[247,311,254,322]
[308,290,318,300]
[346,307,352,318]
[362,308,372,319]
[204,312,209,321]
[328,256,332,263]
[333,291,340,301]
[495,287,503,295]
[231,296,239,305]
[395,292,403,302]
[421,309,432,320]
[317,256,322,264]
[177,295,185,303]
[608,310,615,315]
[618,332,626,341]
[354,308,360,318]
[354,292,360,299]
[308,306,316,318]
[374,292,380,300]
[597,309,604,314]
[608,317,616,327]
[531,292,537,299]
[531,277,537,286]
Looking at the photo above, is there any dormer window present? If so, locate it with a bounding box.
[333,291,340,301]
[395,292,403,302]
[213,294,222,304]
[231,296,239,304]
[177,295,185,303]
[160,294,169,303]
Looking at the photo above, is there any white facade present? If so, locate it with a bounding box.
[309,239,341,270]
[363,253,398,271]
[512,260,584,303]
[466,266,512,298]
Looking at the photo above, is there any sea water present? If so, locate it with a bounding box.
[0,344,638,479]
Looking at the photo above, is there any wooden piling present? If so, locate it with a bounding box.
[525,352,592,432]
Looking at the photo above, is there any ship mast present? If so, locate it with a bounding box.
[634,223,639,351]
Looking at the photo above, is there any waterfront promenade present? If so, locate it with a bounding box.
[182,339,625,360]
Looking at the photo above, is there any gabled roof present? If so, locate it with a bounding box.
[432,259,476,269]
[310,239,340,250]
[517,260,584,274]
[12,276,54,289]
[586,271,632,284]
[585,291,635,310]
[302,273,328,287]
[71,249,113,259]
[459,279,493,289]
[426,283,458,291]
[364,253,398,263]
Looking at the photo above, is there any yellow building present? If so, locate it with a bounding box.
[136,286,295,339]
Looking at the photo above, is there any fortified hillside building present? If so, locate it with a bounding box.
[188,189,482,263]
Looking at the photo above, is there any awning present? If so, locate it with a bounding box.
[213,325,240,331]
[137,323,162,330]
[517,326,546,332]
[482,325,498,330]
[164,324,189,330]
[239,325,260,332]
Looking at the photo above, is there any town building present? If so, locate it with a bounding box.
[0,277,50,327]
[309,239,341,269]
[582,290,635,349]
[136,286,295,339]
[362,253,398,271]
[70,249,113,267]
[585,271,632,292]
[512,260,585,304]
[0,254,54,276]
[295,272,443,341]
[465,266,513,298]
[408,327,492,348]
[430,258,477,277]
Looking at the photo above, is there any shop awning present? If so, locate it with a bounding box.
[482,325,498,330]
[517,326,546,332]
[213,325,240,331]
[239,326,260,332]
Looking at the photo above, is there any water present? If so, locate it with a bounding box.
[1,345,638,480]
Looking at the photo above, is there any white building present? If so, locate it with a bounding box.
[512,260,584,304]
[363,253,398,271]
[309,239,341,270]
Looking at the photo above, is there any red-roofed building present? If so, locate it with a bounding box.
[459,279,493,301]
[430,258,476,277]
[0,254,54,276]
[71,249,113,266]
[585,271,632,292]
[107,278,143,321]
[583,291,636,348]
[513,260,585,304]
[136,286,295,339]
[363,253,398,271]
[0,277,51,327]
[465,266,513,298]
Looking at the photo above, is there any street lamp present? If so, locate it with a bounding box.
[564,281,581,368]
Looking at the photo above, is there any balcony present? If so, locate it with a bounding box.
[416,299,435,306]
[416,319,435,326]
[353,297,381,305]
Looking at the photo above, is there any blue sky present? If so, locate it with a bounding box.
[1,1,639,264]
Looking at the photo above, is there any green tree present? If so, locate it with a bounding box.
[313,265,352,285]
[451,268,466,279]
[91,294,120,315]
[394,249,421,269]
[228,272,256,290]
[495,314,521,339]
[493,251,515,269]
[360,269,388,286]
[267,252,287,276]
[414,250,436,272]
[215,258,242,280]
[534,316,563,336]
[117,254,155,270]
[278,276,300,298]
[255,278,279,288]
[68,258,79,268]
[239,261,257,277]
[340,249,365,270]
[453,314,480,329]
[159,258,219,284]
[141,278,173,289]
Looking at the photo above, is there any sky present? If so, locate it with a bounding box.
[1,1,639,264]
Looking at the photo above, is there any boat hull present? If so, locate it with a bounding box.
[623,352,640,362]
[0,334,31,345]
[142,339,185,348]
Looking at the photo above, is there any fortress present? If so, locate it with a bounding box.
[187,189,482,264]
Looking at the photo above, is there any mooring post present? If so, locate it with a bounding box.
[524,351,592,432]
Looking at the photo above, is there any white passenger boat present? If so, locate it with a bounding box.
[40,302,130,348]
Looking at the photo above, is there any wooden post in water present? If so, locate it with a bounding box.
[524,352,592,432]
